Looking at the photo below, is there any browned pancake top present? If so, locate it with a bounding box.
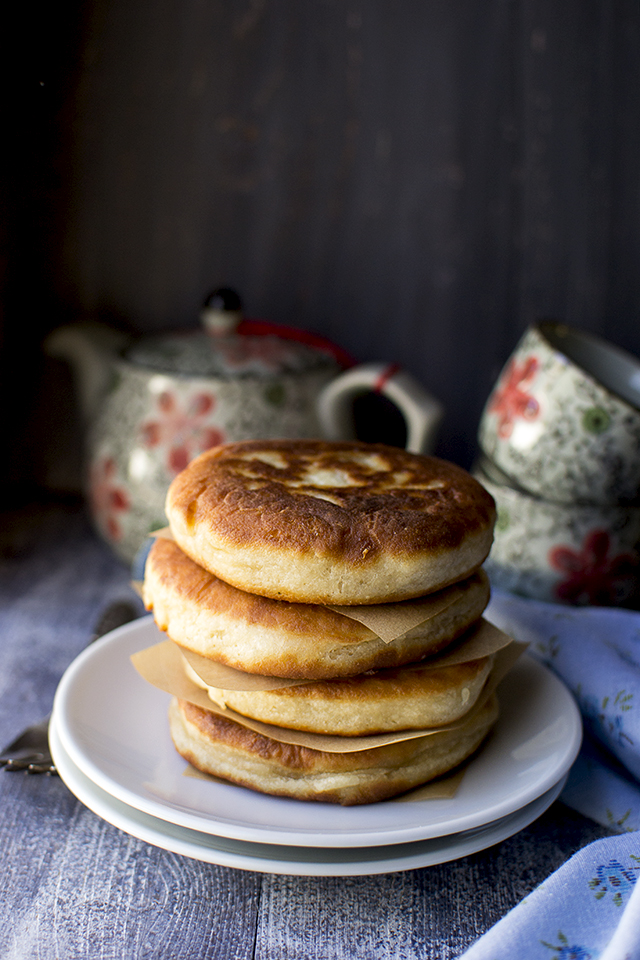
[166,439,496,562]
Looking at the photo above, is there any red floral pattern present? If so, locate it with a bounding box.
[550,529,638,606]
[489,356,540,438]
[89,456,130,542]
[140,390,225,474]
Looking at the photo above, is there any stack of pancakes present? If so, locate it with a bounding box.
[142,438,499,805]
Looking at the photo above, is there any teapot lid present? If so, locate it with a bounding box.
[123,288,353,378]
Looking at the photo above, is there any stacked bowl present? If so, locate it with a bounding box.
[474,321,640,606]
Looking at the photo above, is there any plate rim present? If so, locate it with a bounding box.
[49,714,568,877]
[52,615,582,848]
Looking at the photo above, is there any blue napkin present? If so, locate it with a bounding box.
[459,832,640,959]
[459,591,640,960]
[486,589,640,831]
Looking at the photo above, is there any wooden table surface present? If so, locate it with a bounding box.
[0,502,611,960]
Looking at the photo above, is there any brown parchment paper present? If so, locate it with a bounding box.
[178,616,513,693]
[180,648,307,691]
[325,594,459,642]
[131,635,526,754]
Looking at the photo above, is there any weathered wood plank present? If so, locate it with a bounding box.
[252,807,608,960]
[0,776,261,960]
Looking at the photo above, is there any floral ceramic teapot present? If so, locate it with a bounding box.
[46,289,444,565]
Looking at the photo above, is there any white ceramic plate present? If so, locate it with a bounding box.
[53,616,582,848]
[50,715,567,876]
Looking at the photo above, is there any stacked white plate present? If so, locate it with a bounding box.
[50,616,582,877]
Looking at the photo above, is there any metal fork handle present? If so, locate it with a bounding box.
[0,718,53,771]
[3,758,55,774]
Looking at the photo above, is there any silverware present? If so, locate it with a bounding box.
[0,599,139,774]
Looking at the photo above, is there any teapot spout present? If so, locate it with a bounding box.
[44,322,130,425]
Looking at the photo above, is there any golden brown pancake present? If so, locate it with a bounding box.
[143,537,491,678]
[168,694,499,805]
[165,439,496,604]
[184,654,494,735]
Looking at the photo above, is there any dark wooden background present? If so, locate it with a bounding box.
[3,0,640,500]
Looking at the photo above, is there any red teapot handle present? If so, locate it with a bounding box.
[202,287,356,368]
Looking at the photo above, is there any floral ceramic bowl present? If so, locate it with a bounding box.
[478,321,640,505]
[473,460,640,606]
